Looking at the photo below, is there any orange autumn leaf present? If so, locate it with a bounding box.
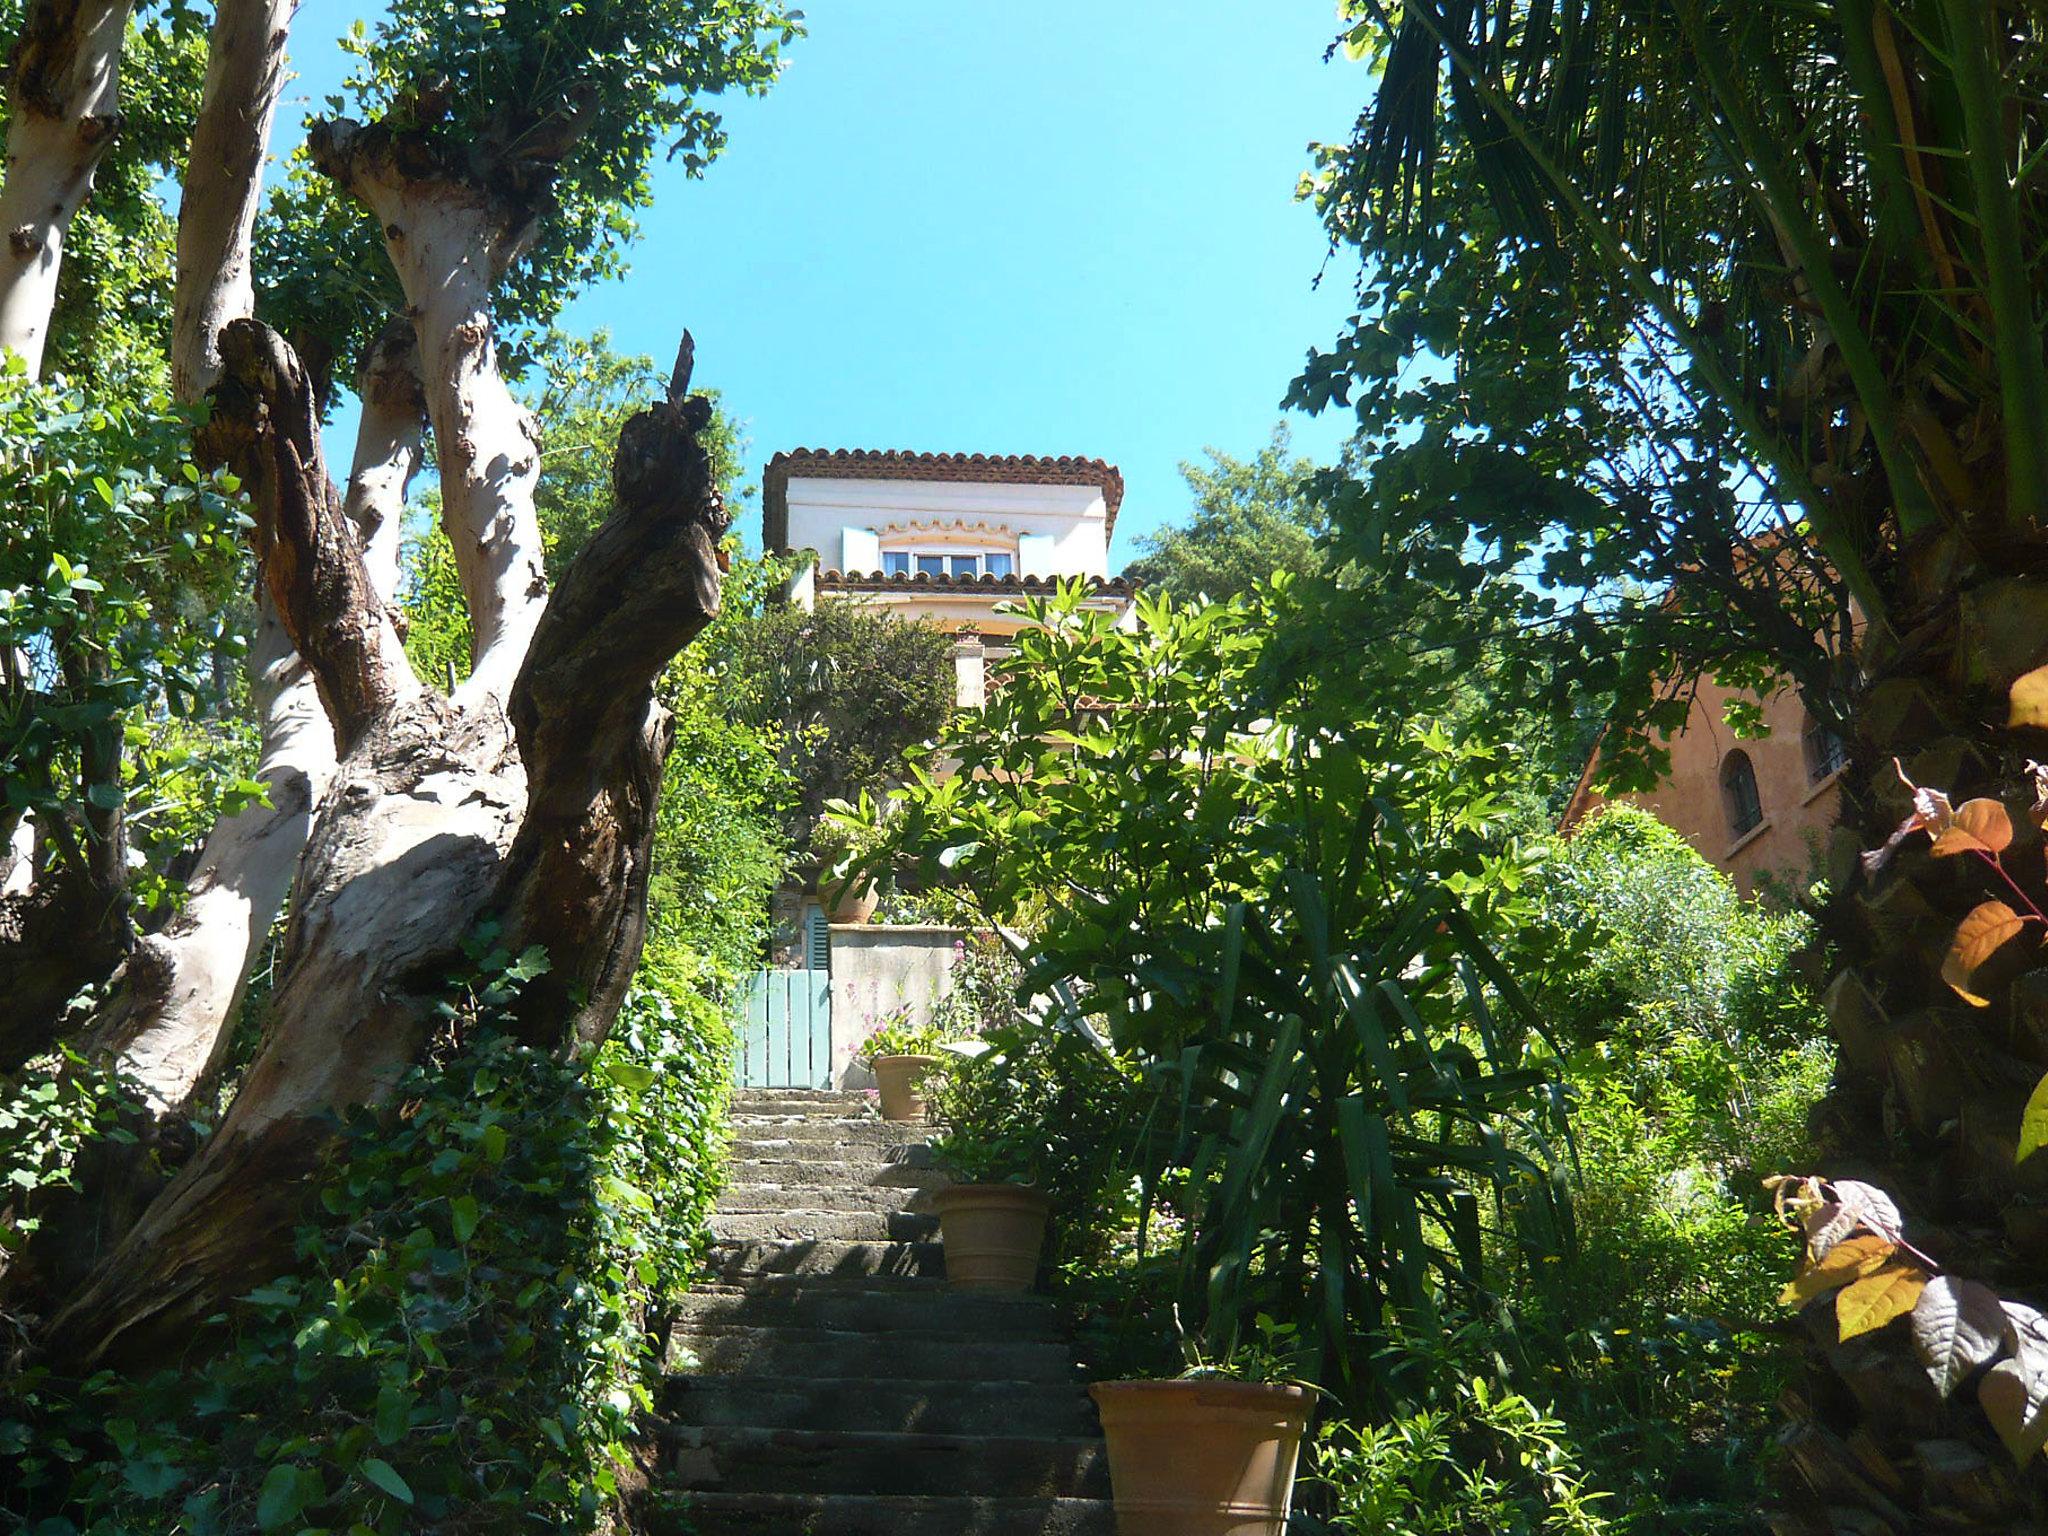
[1944,900,2028,1007]
[1930,799,2015,858]
[1836,1265,1928,1341]
[1779,1234,1898,1308]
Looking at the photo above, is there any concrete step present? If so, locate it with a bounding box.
[652,1492,1116,1536]
[676,1285,1060,1339]
[705,1238,944,1282]
[669,1324,1080,1383]
[662,1374,1098,1437]
[729,1119,927,1152]
[665,1425,1110,1498]
[715,1183,932,1216]
[709,1209,939,1243]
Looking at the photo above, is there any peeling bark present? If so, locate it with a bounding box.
[0,0,134,375]
[39,327,728,1369]
[344,318,426,604]
[308,120,551,707]
[169,0,297,398]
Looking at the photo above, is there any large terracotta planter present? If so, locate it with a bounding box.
[1089,1379,1312,1536]
[931,1184,1049,1293]
[872,1052,939,1121]
[825,878,878,924]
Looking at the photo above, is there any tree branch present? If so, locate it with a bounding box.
[170,0,297,399]
[496,332,728,1044]
[200,319,418,748]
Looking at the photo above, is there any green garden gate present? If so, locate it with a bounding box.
[732,968,833,1089]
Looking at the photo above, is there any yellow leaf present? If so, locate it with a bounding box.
[1930,799,2015,858]
[1779,1234,1897,1308]
[1943,901,2028,1007]
[1837,1265,1928,1341]
[2012,666,2048,730]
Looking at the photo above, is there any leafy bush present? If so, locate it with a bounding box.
[857,582,1569,1404]
[1310,1369,1613,1536]
[717,598,955,848]
[1500,805,1828,1530]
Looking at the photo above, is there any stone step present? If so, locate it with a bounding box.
[729,1093,879,1121]
[730,1119,926,1152]
[705,1238,944,1282]
[709,1209,939,1243]
[676,1285,1060,1339]
[652,1492,1117,1536]
[715,1183,932,1216]
[669,1324,1079,1383]
[664,1425,1110,1499]
[729,1153,945,1190]
[662,1374,1098,1437]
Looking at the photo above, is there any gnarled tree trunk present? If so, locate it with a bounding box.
[34,320,724,1369]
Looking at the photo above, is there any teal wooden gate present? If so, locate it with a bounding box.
[733,968,833,1089]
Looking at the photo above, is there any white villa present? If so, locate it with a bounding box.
[763,448,1138,706]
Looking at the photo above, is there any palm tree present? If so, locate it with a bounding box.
[1315,2,2048,1526]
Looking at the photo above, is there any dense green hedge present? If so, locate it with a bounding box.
[2,936,733,1535]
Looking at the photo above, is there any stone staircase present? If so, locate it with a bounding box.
[653,1088,1115,1535]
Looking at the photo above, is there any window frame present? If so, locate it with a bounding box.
[1721,749,1764,840]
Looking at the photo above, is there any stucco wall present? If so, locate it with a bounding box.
[784,476,1110,578]
[827,923,965,1088]
[1569,677,1843,892]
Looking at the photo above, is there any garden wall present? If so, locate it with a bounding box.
[827,923,964,1086]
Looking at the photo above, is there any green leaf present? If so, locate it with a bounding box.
[2023,1073,2048,1164]
[358,1457,413,1505]
[449,1193,481,1243]
[255,1463,308,1531]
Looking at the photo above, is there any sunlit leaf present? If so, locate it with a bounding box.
[1780,1234,1899,1307]
[1943,900,2028,1007]
[1930,798,2014,857]
[1836,1265,1926,1340]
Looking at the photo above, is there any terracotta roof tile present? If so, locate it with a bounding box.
[763,449,1126,549]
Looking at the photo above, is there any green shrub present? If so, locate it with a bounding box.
[1500,804,1829,1530]
[1310,1370,1613,1536]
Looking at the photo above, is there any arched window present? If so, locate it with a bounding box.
[1721,750,1764,839]
[1802,714,1847,783]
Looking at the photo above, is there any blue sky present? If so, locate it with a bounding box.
[277,3,1368,564]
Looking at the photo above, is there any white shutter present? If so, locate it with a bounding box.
[840,527,881,573]
[1017,532,1055,577]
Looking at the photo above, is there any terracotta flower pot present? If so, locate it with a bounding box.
[872,1052,939,1121]
[825,878,878,924]
[931,1184,1049,1293]
[1089,1378,1312,1536]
